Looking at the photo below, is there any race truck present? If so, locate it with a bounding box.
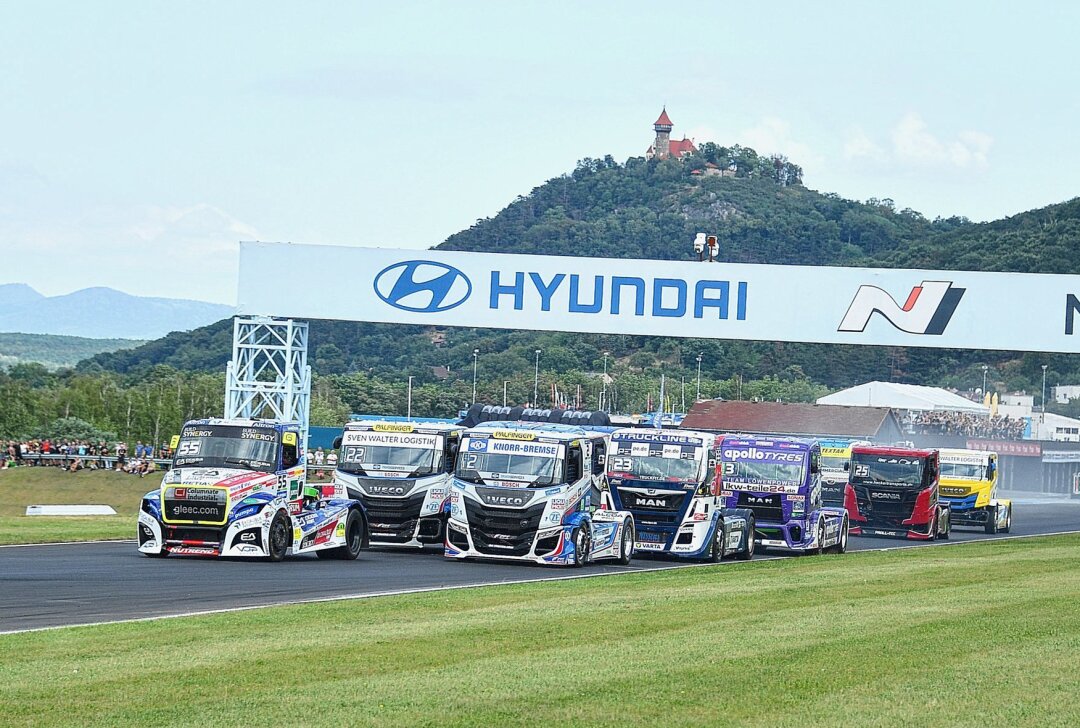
[818,438,868,514]
[445,422,635,566]
[138,419,367,560]
[845,444,951,540]
[718,435,848,554]
[939,448,1012,533]
[605,428,755,561]
[328,420,463,548]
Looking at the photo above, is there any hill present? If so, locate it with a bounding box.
[0,333,145,370]
[0,285,233,339]
[80,153,1080,398]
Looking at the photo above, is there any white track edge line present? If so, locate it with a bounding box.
[2,529,1078,636]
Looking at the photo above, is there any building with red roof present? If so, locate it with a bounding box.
[646,107,697,160]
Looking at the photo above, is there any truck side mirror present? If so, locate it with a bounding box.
[843,461,850,472]
[332,436,342,450]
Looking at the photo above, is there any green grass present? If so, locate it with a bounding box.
[0,467,149,543]
[2,535,1078,727]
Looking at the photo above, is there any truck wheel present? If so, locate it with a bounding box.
[317,510,364,560]
[266,511,290,562]
[984,505,998,535]
[939,511,950,540]
[1002,507,1012,533]
[616,518,634,565]
[571,526,591,567]
[833,516,849,554]
[707,522,724,562]
[812,519,826,555]
[736,517,755,560]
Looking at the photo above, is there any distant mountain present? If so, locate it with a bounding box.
[0,332,145,370]
[0,285,234,339]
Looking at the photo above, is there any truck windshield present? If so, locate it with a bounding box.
[172,424,278,473]
[940,462,985,479]
[609,454,699,482]
[336,430,441,477]
[456,443,563,487]
[339,444,438,476]
[850,455,924,486]
[819,454,848,472]
[724,460,805,485]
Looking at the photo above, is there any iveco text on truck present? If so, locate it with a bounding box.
[446,422,635,566]
[329,420,463,548]
[938,448,1012,533]
[138,419,367,560]
[845,444,950,540]
[606,428,755,561]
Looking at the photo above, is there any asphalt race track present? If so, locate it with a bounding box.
[2,493,1078,634]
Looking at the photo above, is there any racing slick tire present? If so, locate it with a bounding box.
[984,505,999,535]
[266,510,291,562]
[615,518,634,566]
[1002,507,1012,534]
[832,516,849,554]
[570,526,592,567]
[706,521,724,562]
[939,509,951,540]
[736,517,755,561]
[316,509,365,561]
[812,518,827,556]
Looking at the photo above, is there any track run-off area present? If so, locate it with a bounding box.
[2,493,1078,634]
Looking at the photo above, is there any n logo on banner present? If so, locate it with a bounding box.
[838,280,965,335]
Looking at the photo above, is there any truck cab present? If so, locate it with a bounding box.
[818,438,868,515]
[445,422,634,567]
[846,444,950,540]
[606,428,755,561]
[329,420,463,548]
[718,435,848,554]
[137,418,366,561]
[938,448,1012,533]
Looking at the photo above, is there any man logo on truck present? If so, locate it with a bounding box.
[838,280,965,335]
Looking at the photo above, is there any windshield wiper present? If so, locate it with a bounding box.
[455,469,485,484]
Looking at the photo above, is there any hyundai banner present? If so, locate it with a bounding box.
[237,242,1080,353]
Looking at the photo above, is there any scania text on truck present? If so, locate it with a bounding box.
[846,444,950,540]
[329,420,463,548]
[446,422,635,566]
[605,428,755,561]
[718,435,848,554]
[938,448,1012,533]
[138,419,367,560]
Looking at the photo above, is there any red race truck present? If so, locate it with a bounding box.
[846,444,950,540]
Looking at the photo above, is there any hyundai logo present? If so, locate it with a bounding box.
[374,260,472,313]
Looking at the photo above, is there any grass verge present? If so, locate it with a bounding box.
[0,467,146,543]
[2,535,1079,727]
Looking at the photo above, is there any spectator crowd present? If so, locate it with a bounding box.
[2,439,169,476]
[906,410,1028,439]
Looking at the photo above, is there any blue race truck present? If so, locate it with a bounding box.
[606,428,755,561]
[718,435,848,554]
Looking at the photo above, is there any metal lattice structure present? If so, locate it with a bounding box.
[224,317,311,440]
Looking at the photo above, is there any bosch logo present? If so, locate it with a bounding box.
[374,260,472,313]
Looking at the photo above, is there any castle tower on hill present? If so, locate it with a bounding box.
[647,108,697,160]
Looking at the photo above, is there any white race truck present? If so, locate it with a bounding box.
[329,420,463,548]
[445,422,635,566]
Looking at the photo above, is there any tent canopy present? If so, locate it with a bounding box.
[816,381,990,414]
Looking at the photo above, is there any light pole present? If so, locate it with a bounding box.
[471,348,479,403]
[533,349,542,406]
[602,351,610,412]
[1042,364,1049,424]
[981,365,989,395]
[503,380,509,407]
[406,376,414,420]
[696,353,703,402]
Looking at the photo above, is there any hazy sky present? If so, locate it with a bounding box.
[2,1,1077,304]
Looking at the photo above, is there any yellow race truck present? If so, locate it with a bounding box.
[938,448,1012,534]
